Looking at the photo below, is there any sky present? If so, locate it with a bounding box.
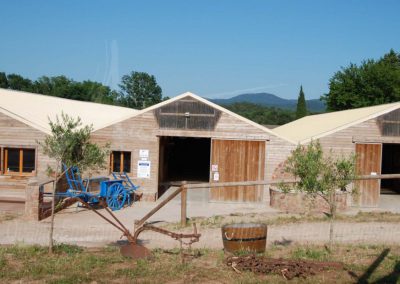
[0,0,399,100]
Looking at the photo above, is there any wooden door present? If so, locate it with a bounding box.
[355,143,382,207]
[210,139,265,202]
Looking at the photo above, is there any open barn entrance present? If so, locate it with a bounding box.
[381,143,400,195]
[158,136,211,197]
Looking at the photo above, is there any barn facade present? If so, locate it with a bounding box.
[0,88,137,202]
[274,102,400,208]
[2,87,399,209]
[0,89,294,204]
[91,92,294,202]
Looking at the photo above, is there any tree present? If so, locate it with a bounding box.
[224,102,296,125]
[7,73,34,92]
[296,85,307,119]
[38,113,109,253]
[322,49,400,111]
[119,71,162,109]
[283,140,356,248]
[0,72,8,89]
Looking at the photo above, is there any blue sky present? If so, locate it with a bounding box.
[1,1,399,99]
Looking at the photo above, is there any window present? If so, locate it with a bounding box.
[110,151,131,173]
[4,148,36,175]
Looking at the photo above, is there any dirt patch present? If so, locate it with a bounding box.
[226,255,344,280]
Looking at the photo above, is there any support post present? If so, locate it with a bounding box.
[181,182,187,227]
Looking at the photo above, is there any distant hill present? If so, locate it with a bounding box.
[209,93,326,112]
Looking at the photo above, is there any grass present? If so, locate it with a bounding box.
[0,243,399,283]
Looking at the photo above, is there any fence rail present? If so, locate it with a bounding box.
[156,173,400,227]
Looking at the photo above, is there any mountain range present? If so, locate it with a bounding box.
[209,93,326,112]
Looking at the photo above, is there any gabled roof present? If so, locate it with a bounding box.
[273,102,400,144]
[97,91,294,143]
[0,88,138,134]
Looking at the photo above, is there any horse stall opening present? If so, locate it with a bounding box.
[158,136,211,197]
[381,143,400,195]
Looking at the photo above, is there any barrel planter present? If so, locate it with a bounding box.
[221,223,267,253]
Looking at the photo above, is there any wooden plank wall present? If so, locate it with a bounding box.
[91,110,279,199]
[355,143,382,207]
[0,112,55,193]
[210,139,265,202]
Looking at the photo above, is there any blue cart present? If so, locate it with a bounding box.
[58,165,138,211]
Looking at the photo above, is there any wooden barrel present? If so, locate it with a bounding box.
[221,223,267,253]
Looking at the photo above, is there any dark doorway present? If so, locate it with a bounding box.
[381,143,400,194]
[158,136,211,197]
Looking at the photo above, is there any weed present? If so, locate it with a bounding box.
[291,246,329,261]
[53,243,83,255]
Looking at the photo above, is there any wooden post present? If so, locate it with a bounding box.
[181,181,187,227]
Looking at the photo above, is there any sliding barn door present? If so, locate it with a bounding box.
[210,139,265,202]
[355,143,382,207]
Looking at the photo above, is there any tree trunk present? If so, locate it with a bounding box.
[328,191,337,249]
[48,162,59,254]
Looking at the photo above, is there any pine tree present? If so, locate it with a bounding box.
[296,85,307,119]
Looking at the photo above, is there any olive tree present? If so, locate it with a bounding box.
[283,140,356,247]
[39,113,109,253]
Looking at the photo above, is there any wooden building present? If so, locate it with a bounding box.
[0,88,137,201]
[274,102,400,207]
[91,92,294,202]
[0,89,294,203]
[4,87,399,208]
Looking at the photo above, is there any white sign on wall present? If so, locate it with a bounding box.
[137,161,151,178]
[139,149,149,160]
[213,172,220,181]
[211,164,218,172]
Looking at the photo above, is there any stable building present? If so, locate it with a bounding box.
[274,102,400,208]
[0,89,294,204]
[0,88,138,201]
[91,92,294,202]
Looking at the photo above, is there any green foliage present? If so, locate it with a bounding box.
[285,141,325,194]
[38,113,109,172]
[296,85,308,119]
[119,71,163,109]
[322,49,400,111]
[284,141,357,245]
[285,140,356,196]
[0,72,8,89]
[0,71,164,108]
[6,73,34,92]
[291,246,329,261]
[223,102,296,125]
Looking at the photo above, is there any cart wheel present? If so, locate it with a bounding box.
[106,183,128,211]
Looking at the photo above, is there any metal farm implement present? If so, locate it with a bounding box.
[54,166,201,259]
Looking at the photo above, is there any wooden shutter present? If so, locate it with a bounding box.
[210,139,265,202]
[355,143,382,207]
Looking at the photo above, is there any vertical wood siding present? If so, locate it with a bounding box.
[355,143,382,207]
[210,139,265,202]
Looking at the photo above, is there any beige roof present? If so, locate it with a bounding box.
[274,102,400,144]
[0,88,138,134]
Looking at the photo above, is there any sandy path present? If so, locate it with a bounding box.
[2,217,400,249]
